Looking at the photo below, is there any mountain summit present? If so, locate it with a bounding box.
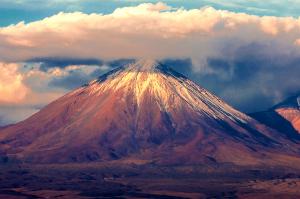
[0,60,299,164]
[126,59,159,71]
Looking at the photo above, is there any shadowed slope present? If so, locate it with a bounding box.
[251,94,300,136]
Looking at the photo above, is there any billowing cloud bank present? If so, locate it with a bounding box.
[1,2,300,62]
[0,2,299,124]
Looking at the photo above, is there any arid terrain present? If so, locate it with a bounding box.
[1,161,300,199]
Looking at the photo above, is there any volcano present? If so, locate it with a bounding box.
[0,59,299,164]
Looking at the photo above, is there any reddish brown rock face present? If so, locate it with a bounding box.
[276,108,300,133]
[251,94,300,139]
[0,59,299,164]
[273,95,300,134]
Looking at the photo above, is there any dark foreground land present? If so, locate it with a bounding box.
[1,161,300,199]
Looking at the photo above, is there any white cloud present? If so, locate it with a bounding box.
[0,2,299,63]
[0,62,92,124]
[0,62,69,106]
[0,63,28,103]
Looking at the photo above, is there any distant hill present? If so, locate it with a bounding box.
[251,94,300,137]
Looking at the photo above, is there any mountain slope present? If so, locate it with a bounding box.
[0,60,299,164]
[274,94,300,133]
[251,94,300,136]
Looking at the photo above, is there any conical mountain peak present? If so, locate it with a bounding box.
[127,59,160,72]
[0,59,297,164]
[92,59,166,85]
[93,59,187,87]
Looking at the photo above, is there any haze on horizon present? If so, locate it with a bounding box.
[0,0,299,125]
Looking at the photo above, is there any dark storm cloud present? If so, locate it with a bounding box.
[28,57,137,72]
[28,57,104,71]
[106,59,136,68]
[48,68,106,90]
[47,59,136,90]
[190,43,300,113]
[160,58,193,75]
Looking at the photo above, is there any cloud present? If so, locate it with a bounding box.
[23,58,135,90]
[0,62,67,125]
[160,58,193,75]
[106,58,135,68]
[28,57,103,71]
[191,43,300,112]
[1,2,300,63]
[0,63,28,104]
[0,62,72,125]
[48,64,109,89]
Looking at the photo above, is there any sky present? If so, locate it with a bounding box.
[0,0,300,125]
[2,0,300,27]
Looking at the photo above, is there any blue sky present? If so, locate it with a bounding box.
[1,0,300,26]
